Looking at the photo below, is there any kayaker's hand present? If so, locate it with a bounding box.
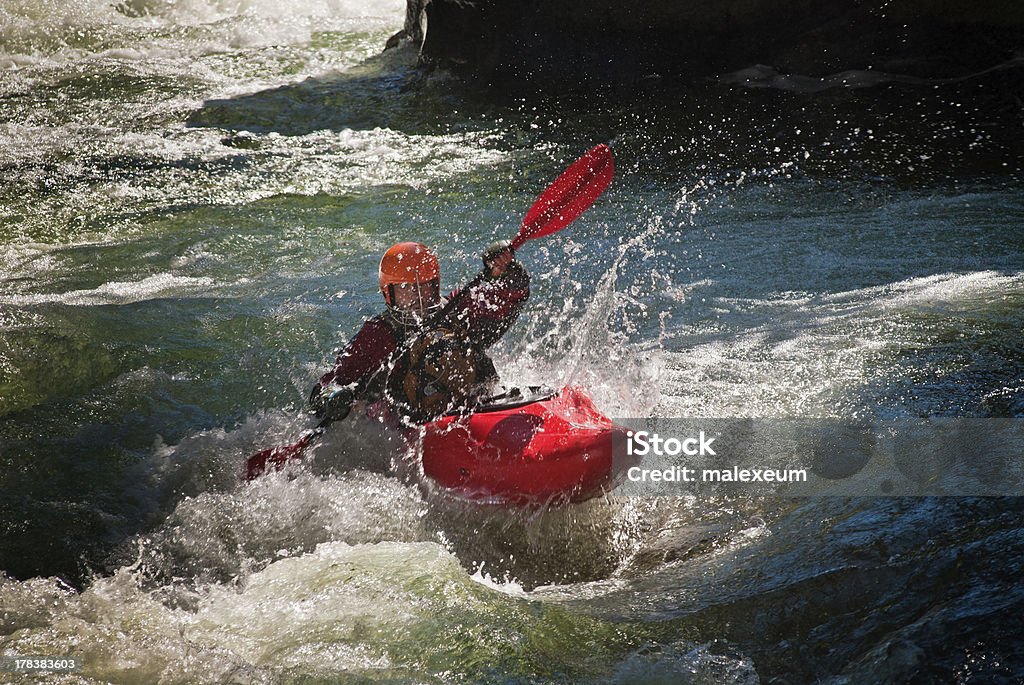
[310,384,354,421]
[483,240,514,278]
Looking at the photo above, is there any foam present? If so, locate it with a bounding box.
[0,0,405,63]
[821,271,1024,311]
[1,122,508,221]
[655,269,1024,418]
[0,272,217,306]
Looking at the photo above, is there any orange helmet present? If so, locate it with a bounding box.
[379,242,441,307]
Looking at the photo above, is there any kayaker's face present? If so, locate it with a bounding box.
[392,278,440,314]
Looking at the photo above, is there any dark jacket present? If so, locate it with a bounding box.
[316,261,529,396]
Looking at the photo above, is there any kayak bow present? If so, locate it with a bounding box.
[420,386,629,505]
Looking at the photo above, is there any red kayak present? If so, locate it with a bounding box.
[419,386,628,505]
[247,386,628,506]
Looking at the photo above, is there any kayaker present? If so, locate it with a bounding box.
[310,240,529,423]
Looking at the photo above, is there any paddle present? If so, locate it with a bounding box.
[244,143,614,480]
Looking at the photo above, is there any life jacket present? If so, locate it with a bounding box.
[374,306,498,424]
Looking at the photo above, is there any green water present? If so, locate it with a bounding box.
[2,1,1024,683]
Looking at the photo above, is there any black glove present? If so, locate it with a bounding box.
[482,240,530,289]
[482,239,512,264]
[309,384,354,421]
[482,240,513,278]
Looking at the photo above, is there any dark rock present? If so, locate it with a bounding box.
[401,0,1024,88]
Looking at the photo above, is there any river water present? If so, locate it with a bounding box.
[2,1,1024,683]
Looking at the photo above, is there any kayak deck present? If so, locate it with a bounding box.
[420,386,627,505]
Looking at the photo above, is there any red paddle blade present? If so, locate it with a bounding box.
[513,143,614,250]
[244,431,316,480]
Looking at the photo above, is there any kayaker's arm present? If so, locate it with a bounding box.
[310,317,397,417]
[449,242,531,349]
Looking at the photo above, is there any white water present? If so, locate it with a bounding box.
[2,0,1024,681]
[0,0,406,65]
